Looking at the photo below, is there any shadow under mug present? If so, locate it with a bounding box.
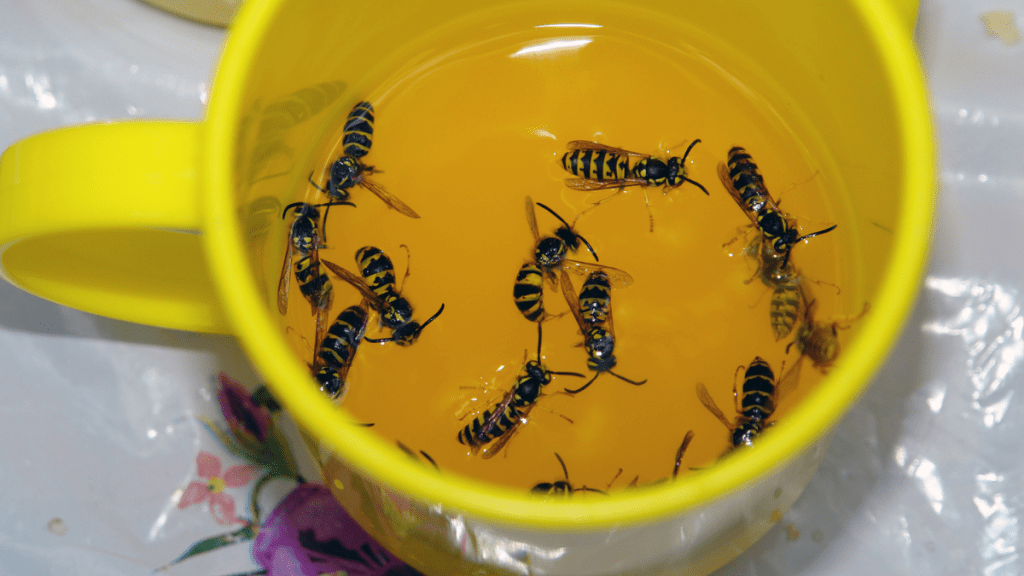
[0,0,933,574]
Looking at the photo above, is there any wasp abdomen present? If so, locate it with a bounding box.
[562,149,631,181]
[579,272,612,325]
[295,256,333,308]
[318,306,368,367]
[770,282,801,340]
[514,264,546,322]
[355,246,397,297]
[740,358,776,421]
[342,101,374,158]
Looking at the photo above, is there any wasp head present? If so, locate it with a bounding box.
[665,156,686,187]
[732,421,762,448]
[368,302,445,347]
[522,360,552,386]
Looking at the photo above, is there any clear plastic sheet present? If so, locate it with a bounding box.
[1,0,1022,574]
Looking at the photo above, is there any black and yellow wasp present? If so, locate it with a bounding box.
[308,101,420,220]
[561,139,709,231]
[323,246,444,346]
[532,453,606,497]
[719,146,836,269]
[697,356,780,449]
[278,200,355,353]
[313,301,370,400]
[560,271,647,394]
[457,333,583,459]
[525,196,634,289]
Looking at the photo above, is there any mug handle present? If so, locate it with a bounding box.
[0,121,231,334]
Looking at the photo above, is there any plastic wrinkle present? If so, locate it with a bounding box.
[923,278,1023,428]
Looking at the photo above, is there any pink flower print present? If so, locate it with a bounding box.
[178,451,261,525]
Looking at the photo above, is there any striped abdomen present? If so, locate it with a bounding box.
[355,246,397,300]
[579,271,611,326]
[770,281,801,340]
[342,101,374,158]
[458,401,523,447]
[561,148,632,181]
[726,147,769,213]
[295,256,332,309]
[739,357,776,423]
[318,305,369,369]
[513,263,545,322]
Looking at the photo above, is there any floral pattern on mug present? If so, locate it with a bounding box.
[254,482,422,576]
[178,451,261,525]
[159,372,422,576]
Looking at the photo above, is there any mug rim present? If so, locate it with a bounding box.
[203,0,934,528]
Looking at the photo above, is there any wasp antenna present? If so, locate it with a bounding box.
[536,323,544,362]
[680,138,702,161]
[535,201,575,230]
[554,453,569,481]
[314,200,357,209]
[780,248,793,271]
[416,303,446,334]
[684,177,710,196]
[281,202,307,218]
[576,233,600,262]
[565,373,600,394]
[307,171,330,195]
[549,370,586,378]
[364,335,395,344]
[609,371,647,386]
[796,224,838,243]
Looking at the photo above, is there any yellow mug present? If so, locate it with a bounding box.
[0,0,932,574]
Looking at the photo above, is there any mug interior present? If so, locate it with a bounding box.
[205,0,931,529]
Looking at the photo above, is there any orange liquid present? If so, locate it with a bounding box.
[283,10,859,492]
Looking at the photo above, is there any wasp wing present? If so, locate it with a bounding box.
[525,195,541,243]
[696,382,734,431]
[564,177,649,191]
[359,178,420,219]
[718,162,761,228]
[559,271,587,334]
[777,355,804,402]
[565,141,650,158]
[481,403,535,460]
[277,243,295,315]
[673,429,696,479]
[322,259,387,310]
[560,259,634,288]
